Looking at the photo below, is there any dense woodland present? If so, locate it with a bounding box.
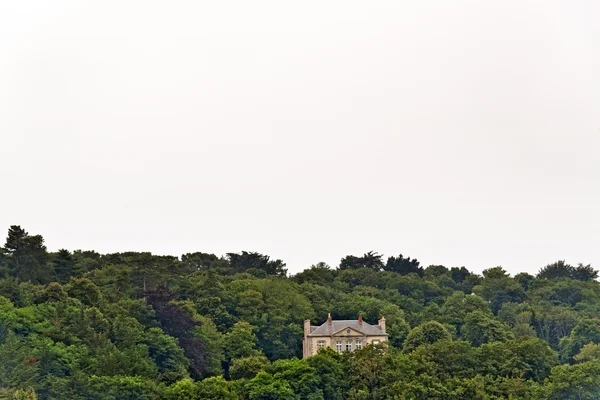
[0,225,599,399]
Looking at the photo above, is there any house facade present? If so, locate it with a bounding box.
[302,314,388,358]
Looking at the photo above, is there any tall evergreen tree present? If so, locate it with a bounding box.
[4,225,50,283]
[53,249,74,284]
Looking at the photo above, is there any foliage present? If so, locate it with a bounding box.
[0,225,598,399]
[403,321,452,353]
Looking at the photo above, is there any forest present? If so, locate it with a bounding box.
[0,225,599,399]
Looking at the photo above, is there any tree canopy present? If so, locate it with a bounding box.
[0,225,599,399]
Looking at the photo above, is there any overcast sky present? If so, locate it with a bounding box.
[1,1,599,275]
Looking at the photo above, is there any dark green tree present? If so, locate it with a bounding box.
[384,254,423,276]
[227,251,287,277]
[4,226,50,283]
[52,249,74,284]
[339,251,384,271]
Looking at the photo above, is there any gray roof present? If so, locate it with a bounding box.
[308,319,388,337]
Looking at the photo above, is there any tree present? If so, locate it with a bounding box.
[344,343,388,398]
[512,311,537,339]
[384,255,422,276]
[143,327,190,383]
[514,272,535,291]
[536,260,597,281]
[4,226,50,283]
[52,249,74,284]
[450,266,471,284]
[462,310,514,347]
[196,376,240,400]
[560,318,600,362]
[67,277,101,306]
[473,267,525,314]
[423,265,449,278]
[543,359,600,399]
[181,252,228,273]
[306,348,345,400]
[11,388,37,400]
[229,355,270,380]
[266,358,322,400]
[439,292,490,332]
[291,263,335,285]
[227,252,287,277]
[245,371,297,400]
[145,287,212,378]
[224,322,260,361]
[339,252,383,271]
[573,343,600,363]
[537,260,574,280]
[572,263,598,281]
[403,321,452,353]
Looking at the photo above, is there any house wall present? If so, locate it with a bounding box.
[304,334,388,358]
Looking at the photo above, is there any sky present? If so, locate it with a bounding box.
[1,0,599,276]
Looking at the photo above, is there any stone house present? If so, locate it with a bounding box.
[302,313,388,358]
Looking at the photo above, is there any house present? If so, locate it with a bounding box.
[302,313,388,358]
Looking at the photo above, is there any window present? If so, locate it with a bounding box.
[372,340,380,345]
[355,340,362,350]
[317,340,326,349]
[346,341,352,351]
[336,341,343,354]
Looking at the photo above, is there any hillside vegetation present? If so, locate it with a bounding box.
[0,225,599,399]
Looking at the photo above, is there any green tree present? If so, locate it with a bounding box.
[144,327,189,383]
[11,388,37,400]
[267,358,322,400]
[229,355,270,380]
[537,260,574,280]
[559,318,600,362]
[307,348,345,400]
[52,250,74,284]
[462,310,514,347]
[339,252,384,271]
[4,226,50,283]
[227,252,287,277]
[543,359,600,399]
[196,376,240,400]
[472,267,525,314]
[67,277,101,306]
[291,263,335,285]
[225,322,260,361]
[439,292,490,332]
[573,343,600,363]
[404,321,452,353]
[384,255,422,276]
[245,371,297,400]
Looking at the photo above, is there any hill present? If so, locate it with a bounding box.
[0,225,599,399]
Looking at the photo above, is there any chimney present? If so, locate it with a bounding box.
[303,319,311,358]
[378,316,386,333]
[304,319,311,336]
[327,313,332,325]
[358,315,363,325]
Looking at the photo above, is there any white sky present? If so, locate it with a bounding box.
[1,0,599,275]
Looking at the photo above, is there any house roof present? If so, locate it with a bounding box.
[308,319,388,337]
